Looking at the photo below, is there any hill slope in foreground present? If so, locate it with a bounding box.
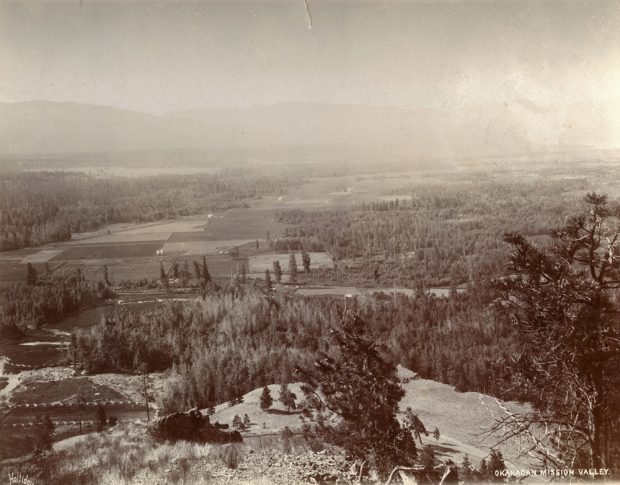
[203,366,532,470]
[2,366,533,484]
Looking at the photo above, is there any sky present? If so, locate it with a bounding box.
[0,0,618,111]
[1,0,619,150]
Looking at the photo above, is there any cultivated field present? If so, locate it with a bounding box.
[202,208,290,240]
[0,174,436,287]
[52,242,164,260]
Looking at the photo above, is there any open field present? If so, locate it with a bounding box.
[162,239,255,256]
[68,216,211,245]
[52,242,163,260]
[248,252,333,274]
[203,208,290,240]
[172,254,247,276]
[70,232,171,244]
[20,249,65,263]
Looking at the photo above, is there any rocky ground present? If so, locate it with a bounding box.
[129,448,354,485]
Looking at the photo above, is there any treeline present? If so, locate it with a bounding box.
[0,269,111,337]
[75,282,517,411]
[0,171,298,251]
[276,179,588,286]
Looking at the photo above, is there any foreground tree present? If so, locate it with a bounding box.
[494,193,620,470]
[297,315,416,479]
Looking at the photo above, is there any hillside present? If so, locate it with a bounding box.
[1,366,535,483]
[2,100,615,161]
[207,367,532,470]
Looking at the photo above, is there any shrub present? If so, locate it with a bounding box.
[150,409,242,444]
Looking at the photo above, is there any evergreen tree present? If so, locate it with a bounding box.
[298,315,416,479]
[301,250,311,273]
[479,458,487,477]
[278,383,296,413]
[288,253,297,283]
[103,265,111,286]
[240,263,247,284]
[403,407,428,445]
[273,260,282,283]
[433,426,440,441]
[25,262,37,286]
[159,262,168,289]
[202,256,211,284]
[172,263,179,278]
[193,260,201,279]
[34,415,54,455]
[495,193,620,469]
[260,385,273,411]
[96,404,107,432]
[232,414,243,430]
[264,270,273,292]
[420,445,437,475]
[183,260,190,278]
[281,426,293,453]
[460,455,473,481]
[243,414,251,427]
[487,449,506,477]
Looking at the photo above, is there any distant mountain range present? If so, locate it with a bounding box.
[0,100,617,162]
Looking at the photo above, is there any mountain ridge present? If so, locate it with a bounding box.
[1,99,616,160]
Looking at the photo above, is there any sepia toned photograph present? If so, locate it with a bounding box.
[0,1,619,483]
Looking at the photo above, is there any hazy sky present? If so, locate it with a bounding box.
[1,0,619,117]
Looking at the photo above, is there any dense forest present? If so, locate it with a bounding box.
[74,281,516,412]
[277,178,589,286]
[0,171,297,251]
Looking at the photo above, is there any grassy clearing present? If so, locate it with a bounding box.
[398,374,533,469]
[205,383,309,435]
